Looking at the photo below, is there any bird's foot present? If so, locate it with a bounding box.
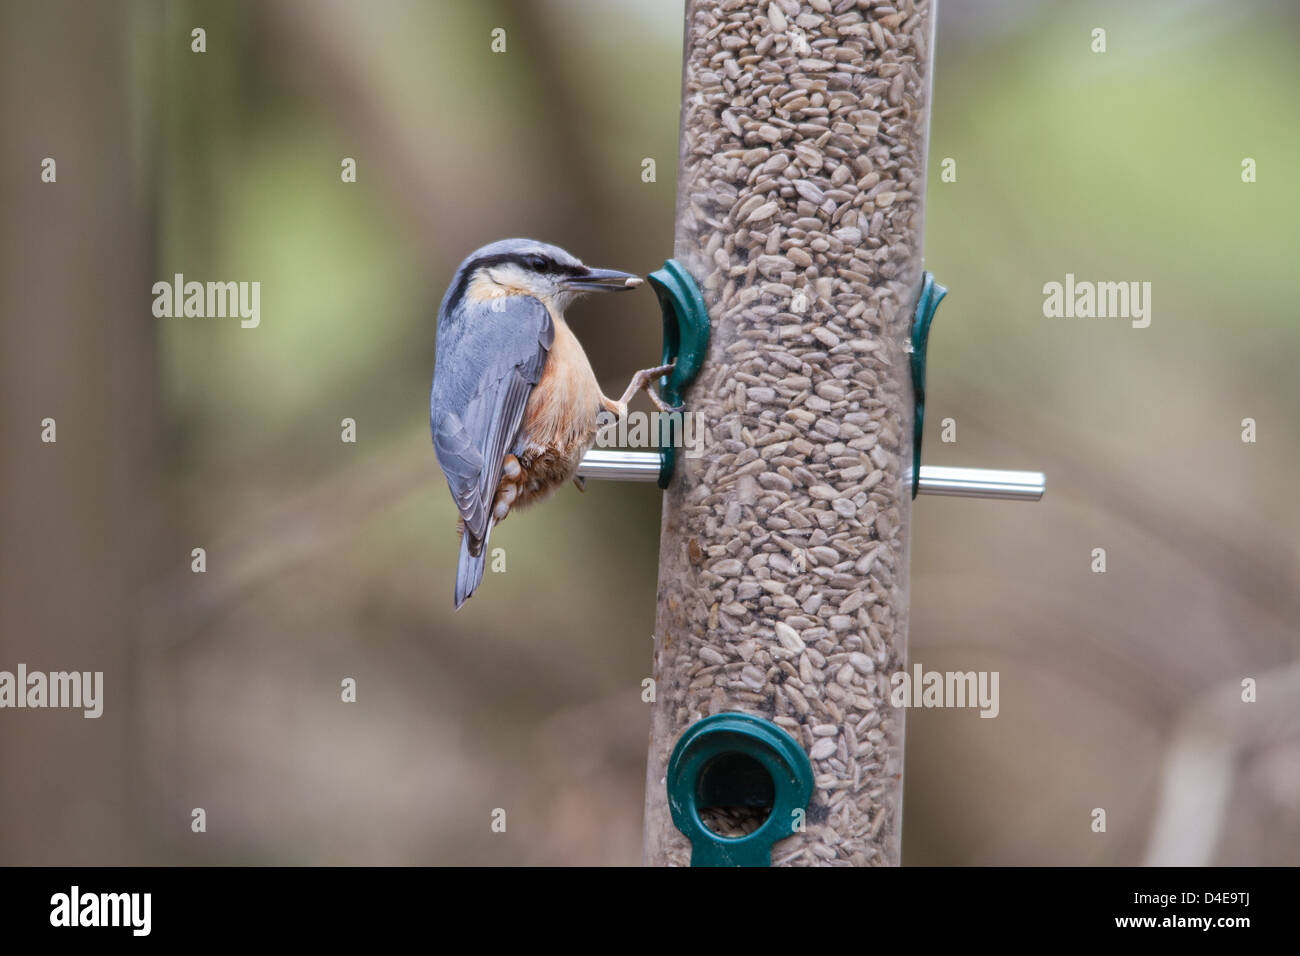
[612,361,677,414]
[493,454,523,523]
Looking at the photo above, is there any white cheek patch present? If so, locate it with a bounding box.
[465,273,505,303]
[494,265,552,298]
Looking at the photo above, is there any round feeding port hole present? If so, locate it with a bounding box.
[696,752,774,838]
[666,712,813,865]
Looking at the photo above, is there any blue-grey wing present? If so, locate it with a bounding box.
[430,295,554,546]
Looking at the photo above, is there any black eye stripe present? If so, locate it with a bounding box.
[445,252,589,313]
[520,255,586,278]
[548,261,589,278]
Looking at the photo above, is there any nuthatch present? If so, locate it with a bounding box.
[430,239,675,608]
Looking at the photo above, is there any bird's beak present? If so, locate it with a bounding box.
[565,267,643,293]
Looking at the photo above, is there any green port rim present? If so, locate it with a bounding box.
[648,260,711,489]
[910,272,947,499]
[666,712,814,867]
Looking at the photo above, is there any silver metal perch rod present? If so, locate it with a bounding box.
[908,465,1045,500]
[576,450,1045,501]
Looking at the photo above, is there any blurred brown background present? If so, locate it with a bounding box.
[1,0,1297,865]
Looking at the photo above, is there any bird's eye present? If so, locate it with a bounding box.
[526,255,549,272]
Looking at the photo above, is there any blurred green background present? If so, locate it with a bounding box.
[1,0,1297,865]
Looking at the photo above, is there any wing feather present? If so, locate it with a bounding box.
[430,295,554,549]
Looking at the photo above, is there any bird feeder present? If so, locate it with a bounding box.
[578,0,1042,866]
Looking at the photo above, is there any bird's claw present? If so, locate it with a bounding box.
[646,391,685,415]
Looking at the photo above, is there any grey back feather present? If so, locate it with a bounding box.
[431,292,554,607]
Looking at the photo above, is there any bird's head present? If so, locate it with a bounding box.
[441,239,643,319]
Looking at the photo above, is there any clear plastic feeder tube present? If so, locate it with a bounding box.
[644,0,937,866]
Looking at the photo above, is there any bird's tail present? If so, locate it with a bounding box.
[454,523,492,609]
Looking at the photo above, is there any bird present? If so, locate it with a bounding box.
[430,239,676,608]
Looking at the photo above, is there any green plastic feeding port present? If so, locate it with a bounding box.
[666,712,814,867]
[909,272,947,499]
[647,260,710,489]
